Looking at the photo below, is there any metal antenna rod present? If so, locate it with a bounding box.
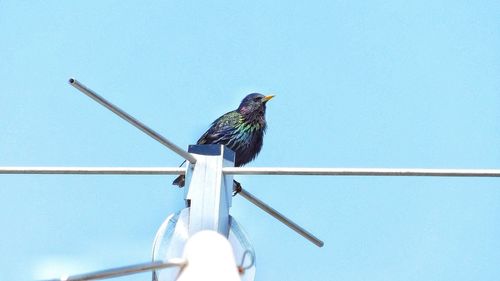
[68,78,197,164]
[42,259,186,281]
[0,166,184,175]
[238,187,324,247]
[3,167,500,177]
[223,167,500,177]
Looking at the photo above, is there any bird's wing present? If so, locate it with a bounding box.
[197,111,243,145]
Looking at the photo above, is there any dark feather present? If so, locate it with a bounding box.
[173,93,273,187]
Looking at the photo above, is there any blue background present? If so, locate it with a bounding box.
[1,1,499,280]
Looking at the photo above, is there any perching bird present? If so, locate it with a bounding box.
[173,93,274,187]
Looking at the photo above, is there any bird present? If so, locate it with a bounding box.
[173,93,274,188]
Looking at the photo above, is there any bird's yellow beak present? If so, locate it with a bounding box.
[262,95,275,102]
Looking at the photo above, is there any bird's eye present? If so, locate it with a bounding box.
[253,97,260,102]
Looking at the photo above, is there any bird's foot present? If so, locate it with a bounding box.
[232,180,242,196]
[172,175,185,188]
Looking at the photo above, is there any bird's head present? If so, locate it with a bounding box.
[237,93,274,116]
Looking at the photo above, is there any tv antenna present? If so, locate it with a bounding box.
[3,78,500,281]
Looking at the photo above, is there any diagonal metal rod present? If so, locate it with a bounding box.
[223,167,500,177]
[68,78,196,164]
[238,187,324,247]
[42,259,186,281]
[0,167,184,175]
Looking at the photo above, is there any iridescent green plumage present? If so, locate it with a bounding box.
[173,93,274,187]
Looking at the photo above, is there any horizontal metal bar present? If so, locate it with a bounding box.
[42,259,186,281]
[239,188,324,247]
[3,167,500,177]
[69,78,197,164]
[223,167,500,177]
[0,167,184,175]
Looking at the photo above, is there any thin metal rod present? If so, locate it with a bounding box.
[238,188,324,247]
[224,167,500,177]
[42,259,186,281]
[68,78,197,164]
[3,167,500,177]
[0,167,184,175]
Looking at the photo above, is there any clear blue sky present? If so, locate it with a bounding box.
[1,1,499,280]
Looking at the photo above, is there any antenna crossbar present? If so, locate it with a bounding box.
[42,259,186,281]
[0,167,184,175]
[223,167,500,177]
[68,78,197,164]
[3,167,500,177]
[239,187,324,247]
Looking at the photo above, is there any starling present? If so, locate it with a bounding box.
[173,93,274,187]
